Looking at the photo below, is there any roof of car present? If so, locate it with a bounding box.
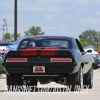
[22,35,76,40]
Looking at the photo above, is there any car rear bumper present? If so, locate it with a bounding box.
[3,62,77,75]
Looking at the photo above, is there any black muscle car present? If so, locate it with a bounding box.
[2,36,94,91]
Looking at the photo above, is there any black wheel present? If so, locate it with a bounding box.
[67,66,83,91]
[93,65,98,70]
[83,65,93,89]
[7,74,22,91]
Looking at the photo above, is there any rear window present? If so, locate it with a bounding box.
[18,38,72,49]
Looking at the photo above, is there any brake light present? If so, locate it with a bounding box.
[21,50,37,56]
[41,50,56,56]
[51,58,72,62]
[6,58,27,62]
[44,47,60,50]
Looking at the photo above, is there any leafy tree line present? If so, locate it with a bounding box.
[24,26,44,36]
[3,25,100,49]
[79,29,100,49]
[3,33,21,42]
[3,26,45,42]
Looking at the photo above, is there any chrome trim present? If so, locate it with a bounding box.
[23,75,58,76]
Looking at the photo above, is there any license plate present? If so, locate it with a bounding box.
[33,66,45,73]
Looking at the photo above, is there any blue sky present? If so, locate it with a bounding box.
[0,0,100,40]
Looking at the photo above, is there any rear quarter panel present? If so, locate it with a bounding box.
[82,53,94,74]
[69,50,83,74]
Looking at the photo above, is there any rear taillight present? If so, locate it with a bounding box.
[21,50,37,56]
[41,50,56,56]
[51,58,72,62]
[6,58,27,62]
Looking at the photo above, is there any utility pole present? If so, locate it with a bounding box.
[3,19,8,33]
[98,33,100,50]
[3,25,5,39]
[14,0,17,41]
[0,19,7,41]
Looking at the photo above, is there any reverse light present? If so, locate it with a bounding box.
[6,58,27,62]
[51,58,72,62]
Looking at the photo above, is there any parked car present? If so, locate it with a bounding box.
[0,52,7,75]
[2,36,94,91]
[7,44,17,51]
[0,58,5,74]
[93,57,100,69]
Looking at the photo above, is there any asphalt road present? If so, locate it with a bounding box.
[0,69,100,100]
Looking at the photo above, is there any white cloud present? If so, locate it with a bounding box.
[95,11,100,16]
[20,0,88,12]
[44,14,65,22]
[79,17,100,25]
[65,15,75,21]
[25,6,61,13]
[18,2,62,13]
[74,0,89,5]
[42,25,69,36]
[45,15,56,21]
[92,0,100,4]
[0,0,14,11]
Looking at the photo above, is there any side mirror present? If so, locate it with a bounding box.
[86,49,92,53]
[82,49,92,55]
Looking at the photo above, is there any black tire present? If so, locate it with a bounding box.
[7,74,22,91]
[67,66,83,91]
[83,65,93,89]
[93,65,98,70]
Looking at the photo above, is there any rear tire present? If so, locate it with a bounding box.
[7,74,22,91]
[83,65,93,89]
[67,66,83,91]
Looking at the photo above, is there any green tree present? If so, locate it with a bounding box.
[3,33,21,42]
[79,29,98,48]
[11,33,21,41]
[3,32,11,42]
[3,32,11,40]
[79,39,93,47]
[24,26,45,36]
